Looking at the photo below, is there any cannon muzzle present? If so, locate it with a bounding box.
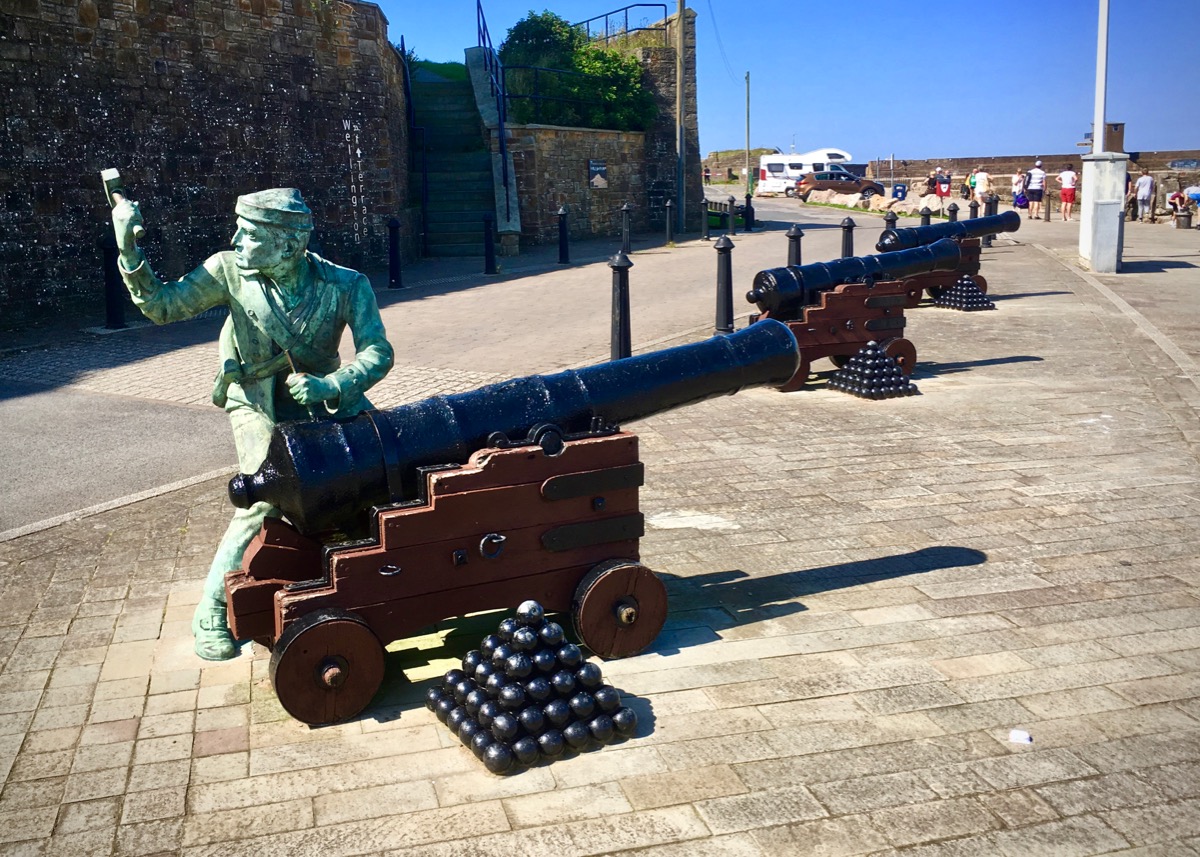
[229,320,800,535]
[745,238,961,319]
[875,210,1021,252]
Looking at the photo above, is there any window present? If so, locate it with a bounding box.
[813,163,825,172]
[826,152,843,160]
[788,163,804,171]
[767,163,785,175]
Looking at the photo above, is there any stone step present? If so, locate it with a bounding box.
[426,221,491,237]
[425,151,491,168]
[426,243,487,257]
[425,208,493,223]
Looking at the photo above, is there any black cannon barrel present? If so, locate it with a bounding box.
[875,210,1021,252]
[228,319,801,535]
[745,238,961,318]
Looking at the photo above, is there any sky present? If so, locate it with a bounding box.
[377,0,1200,161]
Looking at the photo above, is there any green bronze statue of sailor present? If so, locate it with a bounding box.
[109,186,394,660]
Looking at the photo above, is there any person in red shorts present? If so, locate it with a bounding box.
[1056,164,1079,222]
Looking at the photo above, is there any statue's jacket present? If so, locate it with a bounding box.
[120,250,394,419]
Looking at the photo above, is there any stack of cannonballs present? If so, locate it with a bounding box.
[425,600,638,774]
[828,341,919,400]
[933,275,996,311]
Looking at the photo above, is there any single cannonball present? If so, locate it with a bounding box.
[477,699,501,728]
[512,736,540,766]
[612,706,638,737]
[474,661,497,686]
[515,600,545,627]
[518,705,545,735]
[532,648,558,674]
[447,705,468,732]
[462,650,485,673]
[485,672,508,698]
[453,679,475,705]
[435,696,456,723]
[524,676,552,703]
[490,642,515,669]
[562,720,590,750]
[511,627,538,653]
[457,717,481,743]
[538,729,565,758]
[424,687,444,711]
[588,714,615,743]
[543,698,571,727]
[470,729,495,759]
[479,634,501,659]
[593,685,621,713]
[569,691,595,720]
[539,621,565,648]
[442,669,466,692]
[575,663,602,689]
[505,653,533,680]
[483,741,515,774]
[497,618,520,642]
[557,643,583,670]
[550,670,576,698]
[465,688,489,718]
[498,683,527,711]
[491,712,519,742]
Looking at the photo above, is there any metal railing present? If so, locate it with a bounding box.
[476,1,512,221]
[501,65,605,126]
[398,36,429,256]
[573,4,668,46]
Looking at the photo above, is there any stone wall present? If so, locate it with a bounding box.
[0,0,410,329]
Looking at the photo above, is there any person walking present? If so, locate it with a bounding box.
[1011,168,1026,211]
[974,167,992,206]
[1135,168,1156,222]
[1025,160,1048,220]
[966,169,977,201]
[1056,164,1078,221]
[703,164,711,185]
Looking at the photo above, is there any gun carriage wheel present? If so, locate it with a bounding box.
[572,560,668,659]
[269,608,386,726]
[882,338,917,374]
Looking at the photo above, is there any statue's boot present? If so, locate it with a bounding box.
[192,600,237,661]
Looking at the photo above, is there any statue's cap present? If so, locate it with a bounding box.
[235,188,313,231]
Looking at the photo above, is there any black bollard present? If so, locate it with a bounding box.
[728,195,737,236]
[483,212,497,275]
[100,231,126,330]
[665,199,674,245]
[883,210,898,235]
[701,199,711,242]
[947,202,959,223]
[621,202,632,254]
[557,205,570,264]
[785,224,803,266]
[609,252,633,361]
[984,194,998,247]
[714,235,735,335]
[387,216,403,289]
[840,216,856,258]
[968,199,979,220]
[744,194,755,232]
[1044,185,1052,223]
[920,207,932,227]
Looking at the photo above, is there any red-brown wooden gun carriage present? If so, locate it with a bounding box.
[875,210,1022,303]
[223,322,800,725]
[746,238,962,391]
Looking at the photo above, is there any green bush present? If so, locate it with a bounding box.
[499,11,656,132]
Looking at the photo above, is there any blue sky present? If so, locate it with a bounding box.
[378,0,1200,160]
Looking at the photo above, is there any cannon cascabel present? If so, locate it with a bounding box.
[227,319,800,535]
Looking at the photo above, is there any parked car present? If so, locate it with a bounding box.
[791,171,885,200]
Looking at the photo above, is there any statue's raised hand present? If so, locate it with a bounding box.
[286,373,337,406]
[110,198,144,268]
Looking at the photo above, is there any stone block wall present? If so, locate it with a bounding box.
[0,0,410,329]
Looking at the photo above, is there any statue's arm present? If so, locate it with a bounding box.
[118,253,228,325]
[328,274,395,404]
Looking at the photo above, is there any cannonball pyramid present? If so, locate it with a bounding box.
[828,341,919,400]
[934,275,996,311]
[425,600,639,775]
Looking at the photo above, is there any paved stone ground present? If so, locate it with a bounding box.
[1,205,1199,855]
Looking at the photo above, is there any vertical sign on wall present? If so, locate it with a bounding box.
[344,119,367,244]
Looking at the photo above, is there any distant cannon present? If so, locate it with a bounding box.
[224,322,800,725]
[746,240,961,390]
[875,211,1021,301]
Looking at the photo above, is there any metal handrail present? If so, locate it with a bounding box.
[477,1,511,221]
[502,65,607,125]
[398,37,430,256]
[573,4,668,46]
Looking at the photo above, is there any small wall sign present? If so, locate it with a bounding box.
[589,160,608,189]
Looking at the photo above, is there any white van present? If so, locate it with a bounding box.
[756,148,853,196]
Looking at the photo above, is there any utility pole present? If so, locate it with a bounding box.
[1079,0,1125,273]
[675,1,686,233]
[744,71,751,198]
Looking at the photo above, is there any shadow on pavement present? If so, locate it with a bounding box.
[913,355,1044,377]
[1117,258,1198,274]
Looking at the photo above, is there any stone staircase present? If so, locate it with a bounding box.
[411,78,494,257]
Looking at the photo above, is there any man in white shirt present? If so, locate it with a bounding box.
[1025,160,1048,220]
[1134,169,1156,222]
[1056,165,1078,221]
